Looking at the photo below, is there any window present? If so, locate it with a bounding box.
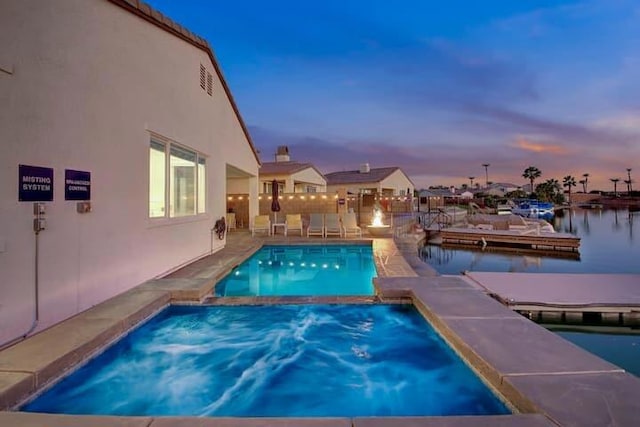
[198,157,206,213]
[262,181,284,194]
[149,138,206,219]
[170,145,196,217]
[149,140,166,218]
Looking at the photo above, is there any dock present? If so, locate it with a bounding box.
[465,272,640,326]
[436,227,580,252]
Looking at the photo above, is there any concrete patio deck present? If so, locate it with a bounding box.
[1,228,639,426]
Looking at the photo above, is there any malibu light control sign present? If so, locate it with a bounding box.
[65,169,91,201]
[19,164,54,202]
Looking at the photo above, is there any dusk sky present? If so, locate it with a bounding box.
[146,0,639,191]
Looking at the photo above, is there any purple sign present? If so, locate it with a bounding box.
[19,164,54,202]
[65,169,91,201]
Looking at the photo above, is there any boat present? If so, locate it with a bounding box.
[496,204,513,215]
[467,214,555,234]
[511,200,554,219]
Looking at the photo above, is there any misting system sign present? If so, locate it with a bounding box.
[65,169,91,200]
[19,164,54,201]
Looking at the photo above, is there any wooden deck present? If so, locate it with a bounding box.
[438,227,580,252]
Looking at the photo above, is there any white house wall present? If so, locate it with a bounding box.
[292,168,327,192]
[0,0,259,344]
[381,170,414,195]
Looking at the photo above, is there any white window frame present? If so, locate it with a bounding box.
[149,134,207,222]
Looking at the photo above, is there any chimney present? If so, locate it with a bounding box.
[359,163,370,173]
[275,145,290,162]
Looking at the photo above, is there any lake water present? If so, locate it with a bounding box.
[420,208,640,274]
[548,326,640,377]
[419,208,640,377]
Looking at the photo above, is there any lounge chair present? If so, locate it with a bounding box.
[307,213,325,237]
[324,213,343,238]
[226,212,236,232]
[252,215,271,236]
[342,212,362,238]
[285,214,303,236]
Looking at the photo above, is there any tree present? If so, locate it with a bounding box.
[536,178,563,203]
[610,178,620,197]
[582,173,590,193]
[563,175,577,204]
[468,176,475,188]
[627,168,633,194]
[522,166,542,195]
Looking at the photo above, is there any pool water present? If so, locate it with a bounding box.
[22,304,509,417]
[215,245,376,296]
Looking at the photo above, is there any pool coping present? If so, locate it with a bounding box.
[1,232,639,426]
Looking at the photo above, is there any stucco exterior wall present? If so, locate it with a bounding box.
[291,168,327,192]
[0,0,259,344]
[381,170,414,195]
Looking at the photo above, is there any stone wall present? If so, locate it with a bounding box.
[227,192,413,227]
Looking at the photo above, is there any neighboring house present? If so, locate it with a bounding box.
[259,146,326,193]
[325,164,414,196]
[460,191,474,199]
[0,0,260,345]
[483,182,521,197]
[416,189,448,211]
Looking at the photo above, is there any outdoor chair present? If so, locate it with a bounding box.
[285,214,303,236]
[342,212,362,238]
[252,215,271,236]
[226,212,236,232]
[307,213,325,237]
[324,213,343,238]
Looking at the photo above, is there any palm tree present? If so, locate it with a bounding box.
[627,168,633,193]
[522,166,542,195]
[563,175,577,204]
[578,179,586,192]
[468,176,475,188]
[482,163,490,187]
[610,178,620,197]
[582,173,590,193]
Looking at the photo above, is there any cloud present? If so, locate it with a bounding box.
[510,137,569,155]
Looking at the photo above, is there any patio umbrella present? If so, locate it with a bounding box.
[271,179,281,223]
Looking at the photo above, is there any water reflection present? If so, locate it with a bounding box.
[420,208,640,274]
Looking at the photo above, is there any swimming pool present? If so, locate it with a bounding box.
[215,244,376,296]
[22,304,509,417]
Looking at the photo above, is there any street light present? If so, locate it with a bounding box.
[482,163,490,187]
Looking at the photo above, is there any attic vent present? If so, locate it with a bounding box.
[206,72,213,96]
[200,64,206,90]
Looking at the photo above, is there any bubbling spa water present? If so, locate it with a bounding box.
[23,304,509,417]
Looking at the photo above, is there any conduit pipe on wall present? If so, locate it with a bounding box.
[0,222,41,350]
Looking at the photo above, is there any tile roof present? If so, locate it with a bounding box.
[325,167,400,185]
[108,0,261,165]
[260,161,321,176]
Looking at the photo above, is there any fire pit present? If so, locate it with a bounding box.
[367,207,391,237]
